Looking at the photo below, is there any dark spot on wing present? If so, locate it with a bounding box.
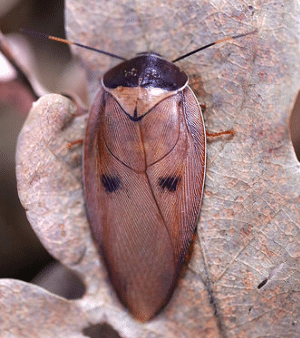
[158,176,181,192]
[101,174,121,193]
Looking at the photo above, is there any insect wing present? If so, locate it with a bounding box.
[84,85,206,321]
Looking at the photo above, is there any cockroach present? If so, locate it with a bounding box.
[22,29,254,321]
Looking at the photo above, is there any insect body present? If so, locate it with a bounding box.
[22,28,254,321]
[83,53,206,321]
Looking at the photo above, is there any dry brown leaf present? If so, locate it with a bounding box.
[2,1,300,337]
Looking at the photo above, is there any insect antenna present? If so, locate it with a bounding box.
[20,29,127,61]
[172,30,256,63]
